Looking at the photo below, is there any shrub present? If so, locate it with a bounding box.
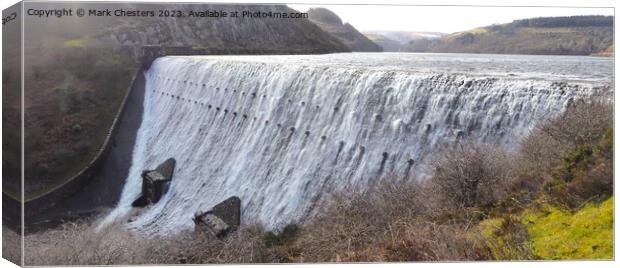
[261,224,302,262]
[429,142,512,209]
[544,126,613,208]
[558,145,594,182]
[519,99,612,177]
[566,159,613,204]
[596,127,613,158]
[565,134,612,204]
[263,223,301,247]
[291,179,427,262]
[538,100,612,149]
[291,178,493,262]
[518,128,565,175]
[380,221,491,261]
[515,98,613,210]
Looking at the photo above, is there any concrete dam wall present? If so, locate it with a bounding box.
[102,53,611,235]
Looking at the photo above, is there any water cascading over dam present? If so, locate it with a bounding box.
[104,53,611,235]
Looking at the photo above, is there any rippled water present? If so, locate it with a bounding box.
[181,53,613,83]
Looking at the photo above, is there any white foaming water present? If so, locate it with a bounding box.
[103,53,612,235]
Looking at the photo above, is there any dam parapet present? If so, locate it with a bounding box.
[140,45,332,69]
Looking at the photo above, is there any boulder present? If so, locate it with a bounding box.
[193,196,241,238]
[131,158,176,207]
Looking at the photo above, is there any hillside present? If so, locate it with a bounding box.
[364,33,402,51]
[364,31,445,52]
[101,4,350,59]
[308,8,382,52]
[402,15,613,55]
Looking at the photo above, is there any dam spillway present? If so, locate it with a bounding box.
[103,53,612,235]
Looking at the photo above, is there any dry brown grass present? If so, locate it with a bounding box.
[22,217,270,265]
[15,179,494,264]
[24,219,147,265]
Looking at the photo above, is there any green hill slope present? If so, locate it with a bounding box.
[403,15,613,56]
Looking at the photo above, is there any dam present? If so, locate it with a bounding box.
[103,53,612,235]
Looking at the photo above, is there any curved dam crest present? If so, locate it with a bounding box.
[102,53,611,235]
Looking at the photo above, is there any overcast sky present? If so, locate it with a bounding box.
[290,4,614,33]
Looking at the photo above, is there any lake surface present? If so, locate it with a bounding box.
[179,52,613,84]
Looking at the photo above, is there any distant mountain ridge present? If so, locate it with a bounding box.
[365,31,444,43]
[308,8,382,52]
[364,31,445,52]
[401,15,613,56]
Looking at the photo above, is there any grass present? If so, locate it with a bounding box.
[478,196,614,260]
[63,38,86,48]
[478,217,533,260]
[467,27,489,34]
[478,218,521,260]
[363,34,384,41]
[19,217,277,265]
[520,27,575,34]
[522,197,613,260]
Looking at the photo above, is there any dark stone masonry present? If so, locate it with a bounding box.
[193,196,241,238]
[132,158,176,207]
